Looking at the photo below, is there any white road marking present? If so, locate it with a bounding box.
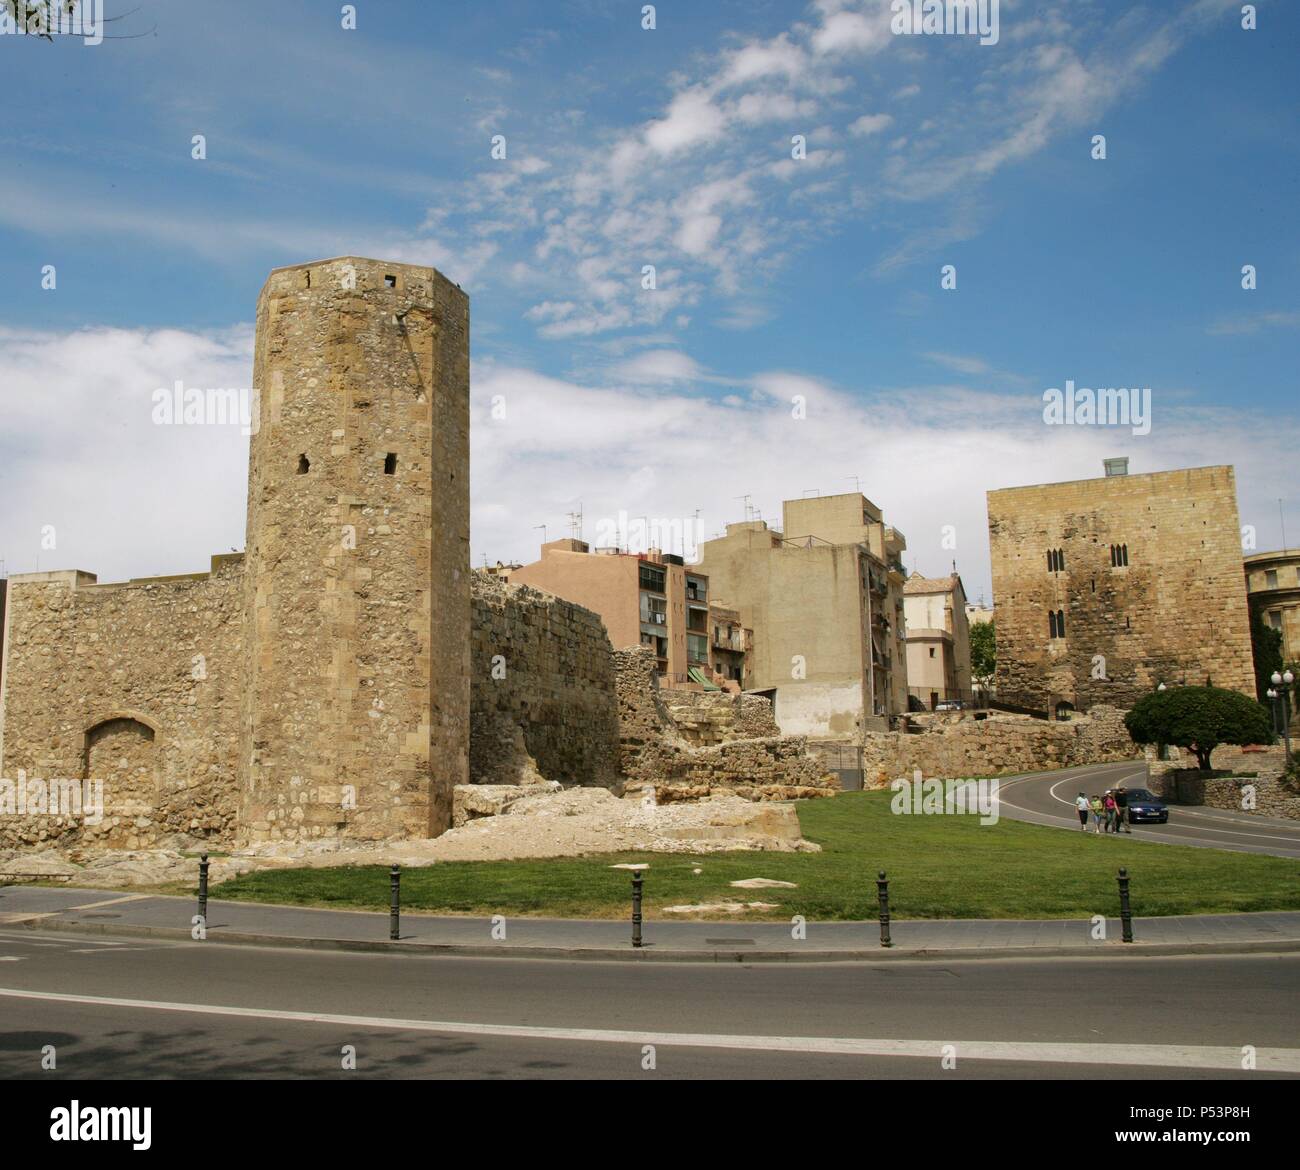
[67,894,154,912]
[0,957,21,962]
[0,987,1295,1071]
[0,931,126,948]
[998,767,1300,848]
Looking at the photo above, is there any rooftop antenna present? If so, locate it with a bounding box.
[534,523,548,546]
[733,494,753,522]
[1281,498,1289,552]
[566,503,584,542]
[802,488,819,497]
[847,475,863,494]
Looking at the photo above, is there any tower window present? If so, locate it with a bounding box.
[1109,543,1129,567]
[1047,548,1064,572]
[384,274,397,288]
[1049,609,1067,639]
[384,453,397,475]
[297,454,310,475]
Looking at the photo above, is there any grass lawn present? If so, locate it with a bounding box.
[210,792,1300,921]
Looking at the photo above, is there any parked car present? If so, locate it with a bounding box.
[935,699,965,711]
[1123,788,1169,825]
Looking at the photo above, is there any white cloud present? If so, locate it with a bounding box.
[849,112,893,136]
[0,326,253,582]
[3,325,1296,611]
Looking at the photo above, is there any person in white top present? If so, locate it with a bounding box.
[1074,792,1090,831]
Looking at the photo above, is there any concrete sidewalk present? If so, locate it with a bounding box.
[3,885,1299,963]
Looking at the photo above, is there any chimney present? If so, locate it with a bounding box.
[1103,457,1129,478]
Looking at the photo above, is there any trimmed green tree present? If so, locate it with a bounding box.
[970,618,995,689]
[1124,686,1274,771]
[1250,611,1283,701]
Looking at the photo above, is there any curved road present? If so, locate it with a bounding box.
[994,761,1300,859]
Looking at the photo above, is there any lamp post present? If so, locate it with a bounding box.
[1270,670,1294,765]
[1267,687,1280,737]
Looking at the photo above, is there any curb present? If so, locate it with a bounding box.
[15,916,1300,964]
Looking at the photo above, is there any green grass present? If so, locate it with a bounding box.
[210,793,1300,921]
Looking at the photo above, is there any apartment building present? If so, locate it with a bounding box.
[696,492,908,737]
[508,539,747,691]
[903,573,973,709]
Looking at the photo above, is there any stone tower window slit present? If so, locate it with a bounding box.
[384,453,397,475]
[297,454,310,475]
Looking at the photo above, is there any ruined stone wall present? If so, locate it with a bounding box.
[659,690,781,746]
[469,574,620,789]
[615,645,838,802]
[855,706,1140,788]
[0,559,245,849]
[1146,744,1300,820]
[989,466,1254,712]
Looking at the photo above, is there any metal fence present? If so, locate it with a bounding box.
[906,685,990,711]
[809,741,865,791]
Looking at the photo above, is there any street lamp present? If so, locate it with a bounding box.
[1267,687,1280,736]
[1271,670,1294,765]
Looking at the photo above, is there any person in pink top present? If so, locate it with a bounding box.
[1104,791,1119,834]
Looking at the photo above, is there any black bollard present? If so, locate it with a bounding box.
[197,853,209,926]
[631,868,644,949]
[876,870,892,948]
[1117,867,1134,943]
[389,864,401,941]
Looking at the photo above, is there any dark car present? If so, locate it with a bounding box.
[1122,788,1169,825]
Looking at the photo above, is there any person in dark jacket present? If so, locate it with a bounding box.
[1115,786,1132,833]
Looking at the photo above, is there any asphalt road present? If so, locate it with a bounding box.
[992,762,1300,859]
[0,929,1297,1079]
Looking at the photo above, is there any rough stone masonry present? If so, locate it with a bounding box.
[0,258,833,855]
[0,258,471,848]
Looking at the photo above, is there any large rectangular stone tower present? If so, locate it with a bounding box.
[239,257,470,842]
[988,463,1254,713]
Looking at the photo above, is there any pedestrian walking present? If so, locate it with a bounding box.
[1075,791,1090,831]
[1104,791,1119,834]
[1115,786,1132,833]
[1090,795,1104,834]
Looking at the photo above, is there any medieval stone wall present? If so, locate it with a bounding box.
[659,690,781,746]
[1146,743,1299,820]
[615,646,838,802]
[0,559,245,849]
[853,705,1139,787]
[469,574,620,789]
[988,466,1254,712]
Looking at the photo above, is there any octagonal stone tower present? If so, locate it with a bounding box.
[238,257,470,842]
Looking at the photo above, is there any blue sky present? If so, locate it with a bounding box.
[1,0,1297,601]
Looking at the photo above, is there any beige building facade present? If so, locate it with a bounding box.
[988,463,1255,714]
[696,492,908,738]
[904,573,973,708]
[1245,549,1300,668]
